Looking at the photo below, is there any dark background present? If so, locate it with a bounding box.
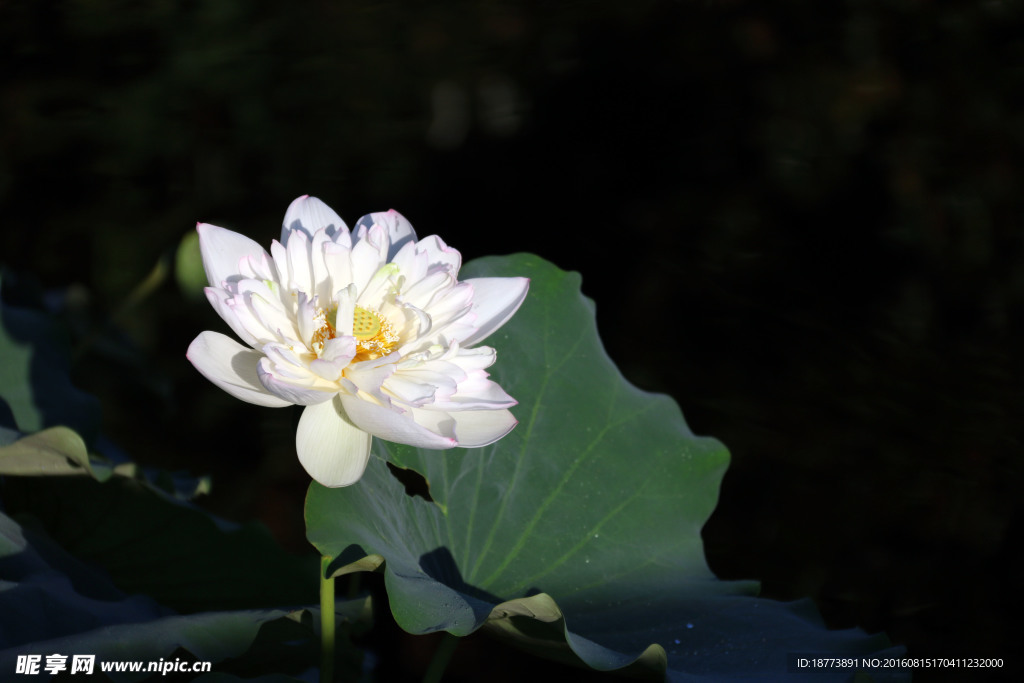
[2,1,1021,681]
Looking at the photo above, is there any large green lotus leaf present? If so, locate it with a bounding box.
[0,609,341,683]
[0,509,169,648]
[307,255,903,681]
[0,510,368,682]
[2,466,319,614]
[0,277,100,440]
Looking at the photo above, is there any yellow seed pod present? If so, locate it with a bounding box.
[352,306,383,340]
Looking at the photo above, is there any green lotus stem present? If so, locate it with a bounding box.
[320,555,335,683]
[422,631,460,683]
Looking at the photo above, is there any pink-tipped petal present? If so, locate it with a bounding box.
[284,228,314,294]
[197,223,270,289]
[391,234,461,279]
[282,195,350,244]
[187,331,290,407]
[257,357,337,406]
[204,287,261,348]
[412,407,518,447]
[353,210,417,261]
[339,393,457,450]
[430,375,517,410]
[450,407,519,446]
[296,397,372,487]
[460,277,530,346]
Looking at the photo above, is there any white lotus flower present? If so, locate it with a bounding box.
[187,196,529,487]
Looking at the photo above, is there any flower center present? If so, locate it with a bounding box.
[311,305,399,361]
[352,306,399,361]
[352,306,382,339]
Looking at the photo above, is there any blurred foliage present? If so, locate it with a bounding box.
[2,0,1023,680]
